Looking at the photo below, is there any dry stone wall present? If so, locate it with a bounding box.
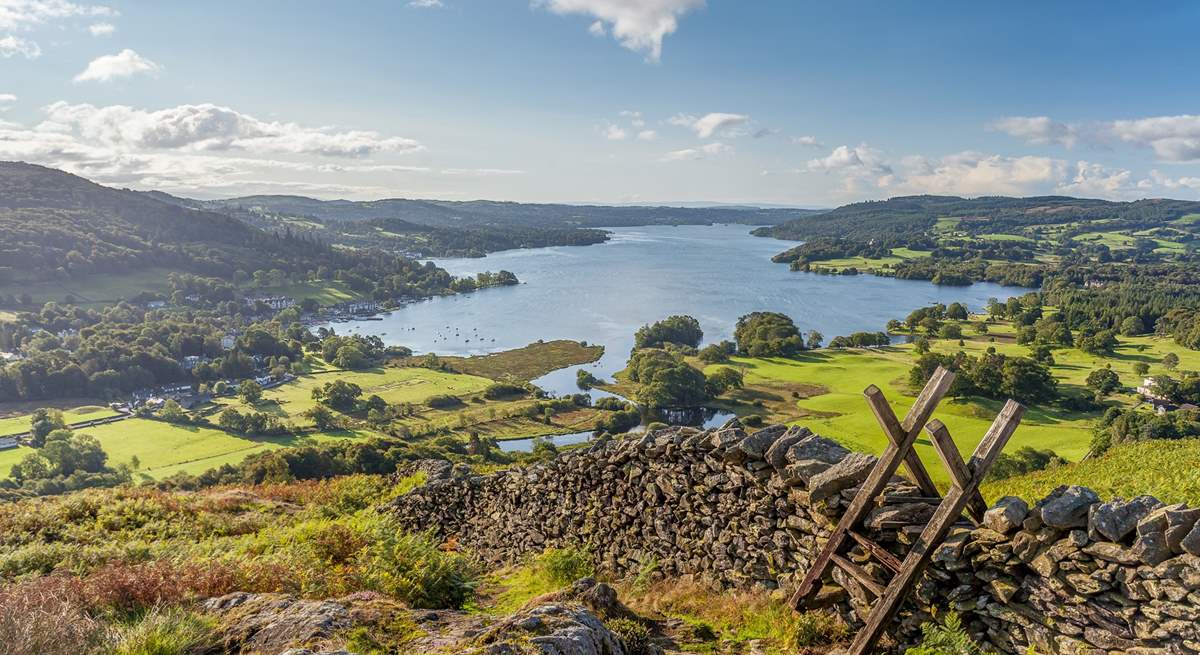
[388,420,1200,654]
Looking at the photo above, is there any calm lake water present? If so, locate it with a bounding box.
[330,224,1018,447]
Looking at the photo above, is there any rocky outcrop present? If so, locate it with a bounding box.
[201,583,655,655]
[389,420,1200,654]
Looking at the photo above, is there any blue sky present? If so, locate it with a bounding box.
[2,0,1199,205]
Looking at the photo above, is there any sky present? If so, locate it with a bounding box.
[2,0,1200,205]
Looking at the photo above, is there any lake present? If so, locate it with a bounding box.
[331,224,1016,402]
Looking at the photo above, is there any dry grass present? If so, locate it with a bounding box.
[618,578,848,654]
[0,577,105,655]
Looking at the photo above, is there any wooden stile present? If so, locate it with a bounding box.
[788,366,1026,655]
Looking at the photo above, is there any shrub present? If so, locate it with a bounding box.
[483,383,526,400]
[357,530,478,609]
[905,611,993,655]
[537,546,594,587]
[425,394,463,409]
[608,618,653,655]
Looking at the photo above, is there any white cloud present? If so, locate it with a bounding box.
[619,109,644,127]
[74,49,161,82]
[1149,170,1200,193]
[669,112,750,138]
[989,116,1078,147]
[887,151,1066,197]
[660,141,730,161]
[804,145,1101,198]
[1107,115,1200,162]
[636,129,656,141]
[38,101,425,158]
[792,135,822,148]
[0,109,509,198]
[806,144,891,175]
[1055,160,1150,199]
[993,113,1200,163]
[87,21,113,35]
[603,123,628,140]
[407,0,444,7]
[0,92,15,103]
[0,0,116,31]
[536,0,704,62]
[1,1,115,58]
[0,34,39,58]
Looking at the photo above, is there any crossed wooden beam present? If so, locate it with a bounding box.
[788,367,1025,655]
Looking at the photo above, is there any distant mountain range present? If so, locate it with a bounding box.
[178,194,824,229]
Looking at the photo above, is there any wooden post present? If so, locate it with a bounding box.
[786,368,1026,655]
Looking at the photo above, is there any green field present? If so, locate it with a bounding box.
[809,247,929,271]
[701,317,1200,490]
[82,418,384,479]
[238,366,495,425]
[977,233,1034,243]
[0,405,120,437]
[709,350,1094,488]
[0,267,177,306]
[984,438,1200,505]
[398,339,604,381]
[250,279,368,306]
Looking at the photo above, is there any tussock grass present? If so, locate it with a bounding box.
[617,578,848,654]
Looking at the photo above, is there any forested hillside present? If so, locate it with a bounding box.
[756,195,1200,242]
[0,163,434,286]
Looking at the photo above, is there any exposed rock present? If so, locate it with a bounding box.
[1040,485,1100,529]
[783,434,850,468]
[1089,495,1163,542]
[765,426,811,470]
[203,593,354,655]
[983,496,1028,534]
[807,451,876,503]
[739,425,788,460]
[471,603,627,655]
[1164,505,1200,553]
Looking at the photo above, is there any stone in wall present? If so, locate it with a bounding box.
[387,420,1200,654]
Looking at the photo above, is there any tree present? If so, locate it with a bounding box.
[1164,352,1181,370]
[29,408,66,448]
[1120,316,1146,336]
[158,399,188,423]
[946,302,969,321]
[705,367,744,397]
[313,379,363,411]
[1133,362,1150,377]
[634,315,703,349]
[1086,367,1121,396]
[627,349,709,408]
[303,405,338,430]
[239,379,263,404]
[333,345,368,370]
[805,330,824,350]
[697,341,735,364]
[937,323,963,339]
[734,312,804,357]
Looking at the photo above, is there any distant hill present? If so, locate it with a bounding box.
[0,162,420,286]
[755,195,1200,241]
[198,195,821,228]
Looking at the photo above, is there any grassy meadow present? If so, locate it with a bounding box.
[698,313,1200,495]
[0,404,119,437]
[0,341,610,481]
[0,267,177,307]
